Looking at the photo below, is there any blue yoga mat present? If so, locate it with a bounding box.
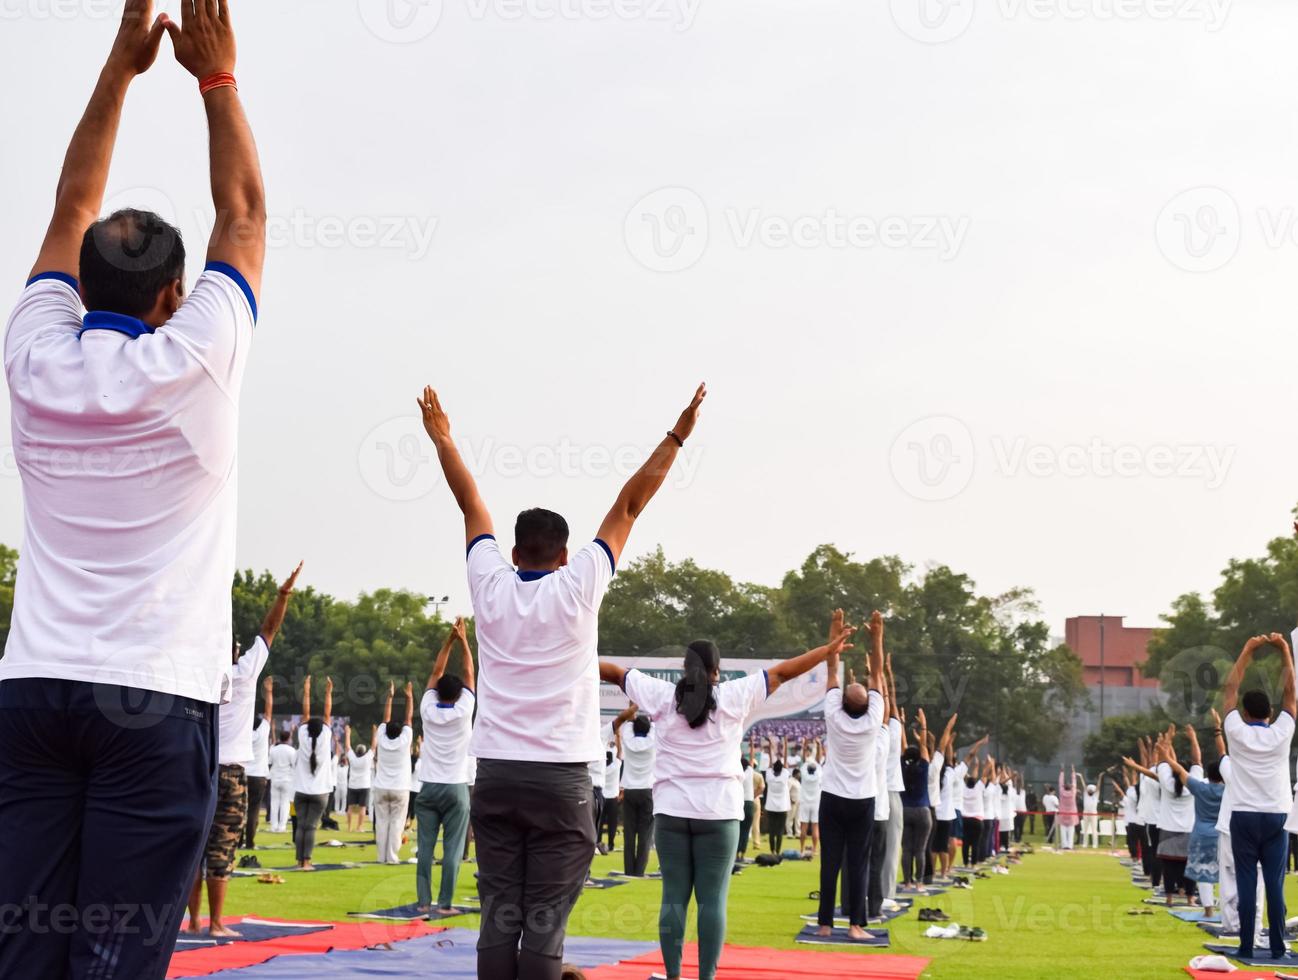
[1202,943,1298,967]
[1170,908,1219,923]
[795,925,890,947]
[174,920,330,949]
[185,929,658,978]
[347,904,474,921]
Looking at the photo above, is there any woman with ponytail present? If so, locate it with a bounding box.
[292,675,334,869]
[599,611,855,980]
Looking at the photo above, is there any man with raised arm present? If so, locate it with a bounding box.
[417,382,706,980]
[1220,633,1296,962]
[0,3,265,977]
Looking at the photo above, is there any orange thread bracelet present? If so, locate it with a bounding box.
[199,73,237,96]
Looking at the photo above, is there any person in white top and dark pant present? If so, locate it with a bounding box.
[415,619,477,914]
[417,383,708,980]
[293,676,335,869]
[372,681,415,865]
[622,714,658,876]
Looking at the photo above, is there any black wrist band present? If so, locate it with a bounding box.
[667,430,683,448]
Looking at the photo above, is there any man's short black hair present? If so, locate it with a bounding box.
[435,674,465,704]
[514,508,569,566]
[80,209,185,318]
[1242,689,1272,721]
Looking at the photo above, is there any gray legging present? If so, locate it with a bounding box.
[900,806,933,885]
[293,792,329,864]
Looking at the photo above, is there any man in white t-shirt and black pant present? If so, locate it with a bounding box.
[621,713,657,876]
[1220,632,1296,961]
[0,5,265,978]
[418,382,707,980]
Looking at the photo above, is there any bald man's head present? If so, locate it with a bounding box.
[843,682,870,718]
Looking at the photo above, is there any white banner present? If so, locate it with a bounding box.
[599,655,838,722]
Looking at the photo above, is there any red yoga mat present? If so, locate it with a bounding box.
[584,942,929,980]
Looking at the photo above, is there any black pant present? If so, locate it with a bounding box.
[622,788,655,876]
[866,818,889,918]
[979,818,995,861]
[473,760,595,980]
[962,817,982,867]
[591,786,604,843]
[767,810,787,854]
[922,805,936,883]
[1126,822,1143,861]
[601,795,620,852]
[245,775,269,848]
[738,800,754,857]
[818,792,874,927]
[1147,826,1163,888]
[0,679,219,980]
[293,793,329,864]
[1044,813,1055,841]
[1013,814,1025,842]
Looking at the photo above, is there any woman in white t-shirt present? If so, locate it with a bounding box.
[345,725,374,832]
[764,753,792,855]
[292,676,335,869]
[598,610,853,980]
[371,681,415,864]
[243,675,273,848]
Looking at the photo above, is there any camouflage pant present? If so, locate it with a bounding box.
[202,764,248,880]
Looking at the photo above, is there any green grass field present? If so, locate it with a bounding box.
[215,825,1292,978]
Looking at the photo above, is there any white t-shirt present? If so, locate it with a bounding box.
[419,688,476,784]
[742,765,755,802]
[928,753,944,803]
[886,718,903,793]
[819,688,884,800]
[294,723,335,796]
[604,753,621,797]
[962,779,984,819]
[937,762,966,821]
[982,781,998,819]
[1082,788,1099,816]
[268,741,295,782]
[373,725,413,792]
[246,720,270,778]
[800,763,823,804]
[1156,762,1201,834]
[466,536,613,764]
[218,636,270,766]
[1121,786,1138,823]
[329,752,339,791]
[874,728,891,822]
[623,668,768,821]
[765,768,792,812]
[998,783,1015,821]
[1222,709,1296,814]
[1137,775,1160,825]
[2,269,256,704]
[1043,792,1059,814]
[347,748,374,789]
[622,731,656,790]
[589,722,614,789]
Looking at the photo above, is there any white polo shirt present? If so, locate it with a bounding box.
[886,718,903,793]
[1042,792,1059,814]
[218,635,270,766]
[1136,775,1159,826]
[1222,709,1295,814]
[623,668,768,821]
[268,740,295,783]
[246,721,270,779]
[1156,762,1201,833]
[466,536,613,764]
[603,752,621,797]
[765,768,792,812]
[2,267,256,704]
[819,688,884,800]
[962,779,984,819]
[622,730,656,790]
[373,725,413,792]
[937,762,966,821]
[419,688,476,784]
[347,748,374,789]
[294,723,334,796]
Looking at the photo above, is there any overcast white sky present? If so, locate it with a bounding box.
[1,0,1294,637]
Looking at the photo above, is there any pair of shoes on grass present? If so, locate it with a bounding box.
[918,908,950,922]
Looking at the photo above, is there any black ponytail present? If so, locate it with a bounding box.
[675,640,720,729]
[307,717,325,775]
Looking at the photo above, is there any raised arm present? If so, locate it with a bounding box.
[344,725,352,757]
[455,619,476,692]
[824,609,846,691]
[1275,632,1297,717]
[323,676,333,727]
[865,610,885,692]
[260,561,303,647]
[596,384,707,563]
[164,0,266,297]
[599,660,628,688]
[262,675,273,728]
[1185,724,1202,767]
[382,680,394,724]
[1223,635,1267,714]
[885,653,900,721]
[426,618,461,690]
[1210,707,1226,758]
[31,0,166,280]
[915,709,930,762]
[767,612,855,694]
[417,388,493,545]
[404,681,415,727]
[301,675,311,722]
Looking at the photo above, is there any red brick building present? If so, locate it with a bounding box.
[1065,615,1158,690]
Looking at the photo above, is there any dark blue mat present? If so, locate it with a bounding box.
[174,920,330,949]
[187,929,658,977]
[347,904,473,921]
[795,925,890,947]
[1202,943,1298,967]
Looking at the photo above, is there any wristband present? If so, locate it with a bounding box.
[666,430,683,448]
[199,72,237,96]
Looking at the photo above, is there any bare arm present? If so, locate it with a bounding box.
[164,0,265,297]
[767,614,855,694]
[417,389,493,546]
[455,619,476,692]
[427,619,461,691]
[404,682,414,727]
[31,0,166,280]
[1210,707,1226,758]
[260,561,303,647]
[323,676,333,727]
[262,675,273,727]
[301,676,311,722]
[596,384,707,563]
[1223,635,1266,715]
[599,661,628,688]
[382,681,394,724]
[865,610,885,693]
